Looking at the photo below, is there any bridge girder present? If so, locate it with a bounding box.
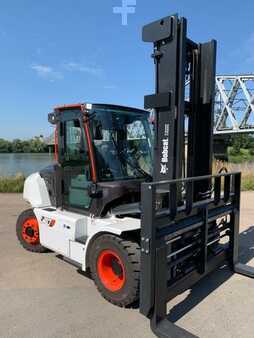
[214,75,254,134]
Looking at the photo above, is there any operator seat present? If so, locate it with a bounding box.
[94,141,122,180]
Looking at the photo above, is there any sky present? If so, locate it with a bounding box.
[0,0,254,140]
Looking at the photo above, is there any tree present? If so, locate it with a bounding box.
[30,137,47,153]
[22,140,32,153]
[0,136,49,153]
[12,139,24,153]
[230,134,254,153]
[0,138,11,153]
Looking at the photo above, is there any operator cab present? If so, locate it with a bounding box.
[44,103,153,217]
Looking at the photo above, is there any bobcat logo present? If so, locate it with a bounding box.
[160,163,168,174]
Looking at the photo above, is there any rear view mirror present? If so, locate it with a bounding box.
[48,112,59,125]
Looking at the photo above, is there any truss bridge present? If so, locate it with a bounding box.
[214,75,254,134]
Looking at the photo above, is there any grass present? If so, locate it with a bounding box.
[1,160,254,192]
[228,147,254,163]
[214,161,254,191]
[237,168,254,191]
[0,174,25,193]
[241,176,254,191]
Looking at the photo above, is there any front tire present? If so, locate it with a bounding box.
[89,234,140,307]
[16,209,47,253]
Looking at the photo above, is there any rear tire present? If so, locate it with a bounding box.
[16,209,47,253]
[89,234,140,307]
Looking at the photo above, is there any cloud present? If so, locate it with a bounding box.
[63,62,103,77]
[31,64,63,81]
[31,64,52,75]
[31,61,104,82]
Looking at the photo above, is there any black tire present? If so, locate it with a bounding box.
[16,209,47,253]
[89,234,140,307]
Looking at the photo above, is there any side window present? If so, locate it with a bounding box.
[64,120,83,162]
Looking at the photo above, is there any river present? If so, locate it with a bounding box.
[1,153,254,177]
[0,153,55,177]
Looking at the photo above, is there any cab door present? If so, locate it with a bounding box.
[59,115,92,213]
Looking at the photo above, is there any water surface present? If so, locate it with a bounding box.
[0,153,55,176]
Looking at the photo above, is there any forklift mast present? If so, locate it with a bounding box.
[144,15,216,186]
[140,14,254,338]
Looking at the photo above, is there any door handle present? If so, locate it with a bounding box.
[63,224,71,230]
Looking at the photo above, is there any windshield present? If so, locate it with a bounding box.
[91,107,153,181]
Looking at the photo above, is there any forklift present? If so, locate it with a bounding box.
[16,14,254,338]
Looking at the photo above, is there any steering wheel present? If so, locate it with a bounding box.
[125,148,143,163]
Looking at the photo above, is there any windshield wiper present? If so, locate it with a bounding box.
[111,133,152,180]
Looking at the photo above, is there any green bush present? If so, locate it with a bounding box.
[0,175,25,193]
[229,134,254,150]
[228,147,254,163]
[228,147,241,158]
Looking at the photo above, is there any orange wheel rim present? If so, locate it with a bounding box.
[21,217,40,245]
[97,250,126,292]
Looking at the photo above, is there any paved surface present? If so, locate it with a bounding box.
[0,193,254,338]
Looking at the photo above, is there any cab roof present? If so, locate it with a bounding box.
[54,103,148,114]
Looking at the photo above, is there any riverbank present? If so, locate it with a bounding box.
[0,172,253,192]
[0,175,25,193]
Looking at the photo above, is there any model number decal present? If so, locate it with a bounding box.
[41,216,56,227]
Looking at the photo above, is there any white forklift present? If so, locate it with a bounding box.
[16,14,254,338]
[17,102,149,306]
